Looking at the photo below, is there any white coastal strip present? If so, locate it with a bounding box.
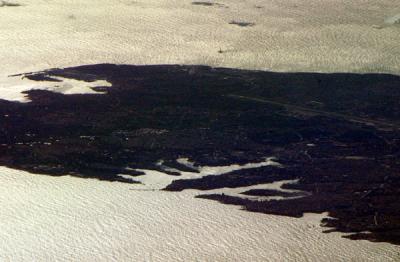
[198,179,306,201]
[125,157,282,190]
[0,75,111,102]
[127,157,303,201]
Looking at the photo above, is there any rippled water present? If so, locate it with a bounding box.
[1,166,399,261]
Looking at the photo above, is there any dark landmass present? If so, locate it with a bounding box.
[229,21,255,27]
[192,1,226,8]
[1,64,400,244]
[240,189,306,198]
[192,2,214,6]
[0,1,21,7]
